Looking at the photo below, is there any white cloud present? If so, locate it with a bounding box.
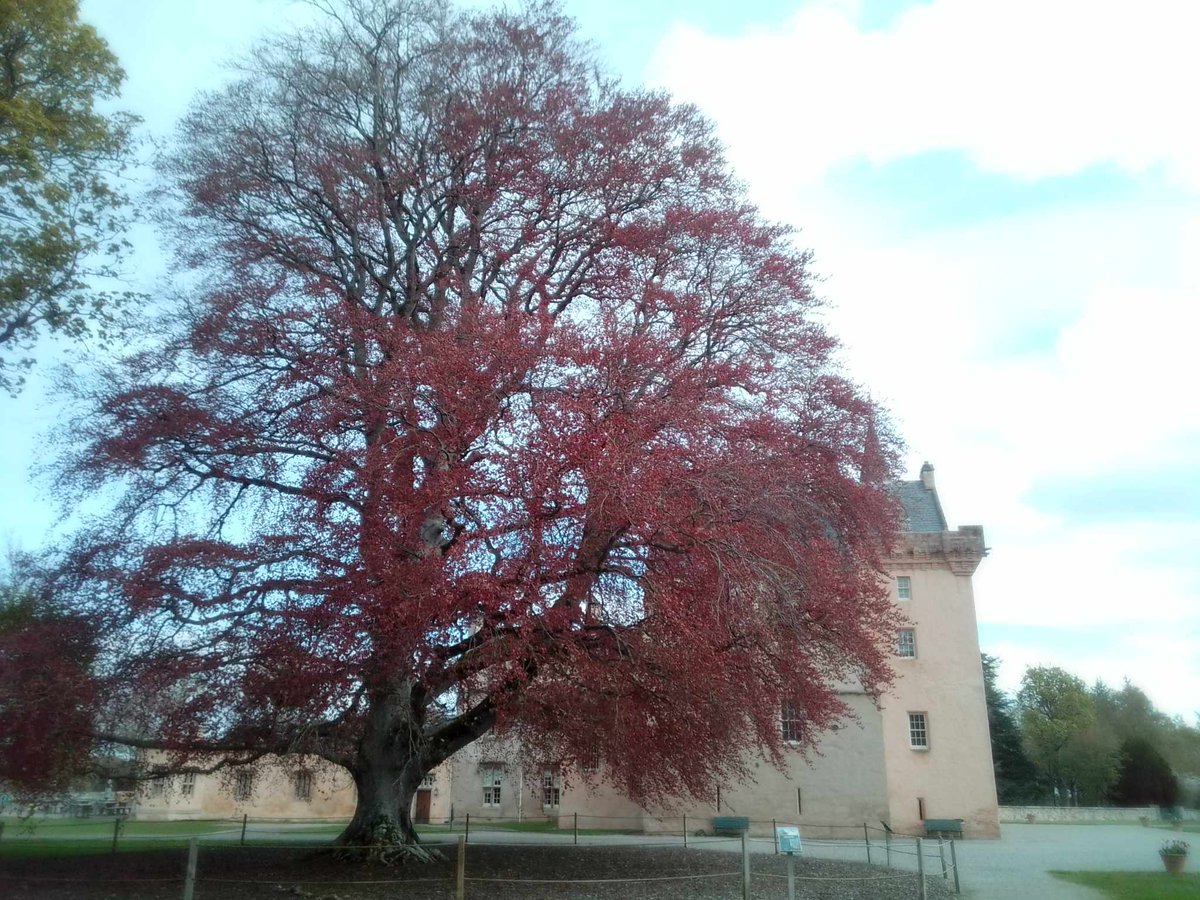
[648,1,1200,716]
[649,0,1200,188]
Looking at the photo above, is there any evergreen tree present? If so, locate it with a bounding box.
[1110,736,1179,807]
[981,654,1041,802]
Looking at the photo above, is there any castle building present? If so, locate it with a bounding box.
[136,465,999,838]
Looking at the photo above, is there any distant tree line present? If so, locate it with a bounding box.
[983,655,1198,809]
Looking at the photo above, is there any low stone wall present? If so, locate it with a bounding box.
[999,805,1199,823]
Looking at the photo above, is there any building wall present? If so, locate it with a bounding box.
[135,754,451,825]
[633,690,891,839]
[880,529,1000,837]
[448,693,890,840]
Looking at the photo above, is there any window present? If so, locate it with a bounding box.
[294,770,313,802]
[896,576,912,601]
[482,767,502,807]
[542,771,561,808]
[908,712,929,750]
[235,771,253,801]
[421,773,436,788]
[897,628,916,658]
[580,747,601,774]
[148,777,166,798]
[781,702,804,743]
[180,772,196,798]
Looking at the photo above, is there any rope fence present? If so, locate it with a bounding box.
[1,817,964,898]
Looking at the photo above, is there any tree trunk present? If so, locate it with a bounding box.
[336,763,442,861]
[334,683,443,863]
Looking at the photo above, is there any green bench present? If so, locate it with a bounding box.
[924,818,963,838]
[713,816,750,835]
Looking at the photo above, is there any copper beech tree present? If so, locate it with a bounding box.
[50,0,902,853]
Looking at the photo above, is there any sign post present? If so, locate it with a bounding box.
[776,826,802,900]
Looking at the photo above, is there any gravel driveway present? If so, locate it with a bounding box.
[934,823,1181,899]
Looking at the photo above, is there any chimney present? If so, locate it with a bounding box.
[920,461,935,491]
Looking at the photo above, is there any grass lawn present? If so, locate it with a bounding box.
[1052,871,1200,899]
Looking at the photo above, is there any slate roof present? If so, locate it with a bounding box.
[894,480,948,534]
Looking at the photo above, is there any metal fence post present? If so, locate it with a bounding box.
[182,837,199,900]
[465,812,470,844]
[938,835,948,879]
[949,838,961,895]
[915,837,927,900]
[740,829,751,900]
[864,823,872,864]
[455,834,466,900]
[240,813,248,846]
[0,821,6,843]
[574,812,578,845]
[885,827,892,867]
[110,815,122,854]
[682,815,687,849]
[773,818,779,855]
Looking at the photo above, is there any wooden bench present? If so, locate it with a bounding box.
[923,818,963,838]
[712,816,750,835]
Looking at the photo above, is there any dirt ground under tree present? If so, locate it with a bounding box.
[0,844,957,899]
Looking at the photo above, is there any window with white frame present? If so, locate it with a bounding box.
[481,767,503,807]
[908,712,929,749]
[180,772,196,798]
[897,628,917,658]
[896,576,912,601]
[235,770,253,801]
[542,771,561,808]
[294,770,313,802]
[781,702,804,743]
[421,773,436,788]
[148,777,166,798]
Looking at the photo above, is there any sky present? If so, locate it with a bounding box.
[2,0,1197,717]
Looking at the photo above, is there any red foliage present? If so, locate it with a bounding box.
[0,598,97,790]
[54,0,902,822]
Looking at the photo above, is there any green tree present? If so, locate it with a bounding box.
[982,654,1042,802]
[0,0,137,392]
[1018,665,1118,805]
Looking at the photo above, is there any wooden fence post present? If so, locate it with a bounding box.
[915,837,927,900]
[182,838,199,900]
[741,829,751,900]
[455,834,466,900]
[110,815,122,854]
[240,813,248,845]
[949,838,961,895]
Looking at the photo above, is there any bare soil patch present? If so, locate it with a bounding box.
[0,844,955,899]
